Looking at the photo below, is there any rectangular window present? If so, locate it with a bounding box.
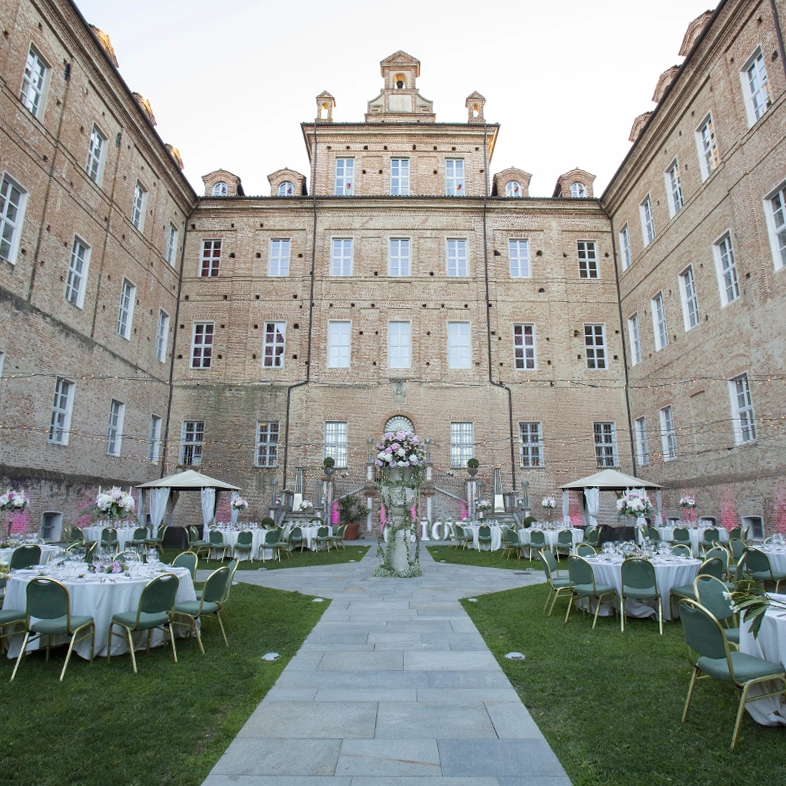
[651,292,668,350]
[660,406,677,461]
[619,223,632,270]
[640,194,655,246]
[86,125,106,184]
[0,174,27,264]
[106,399,125,456]
[446,239,468,277]
[696,114,720,181]
[48,377,74,445]
[665,159,684,217]
[513,324,536,370]
[155,310,169,362]
[148,415,162,462]
[628,313,642,366]
[445,159,465,196]
[447,321,471,369]
[679,265,700,330]
[577,241,598,278]
[117,278,136,339]
[388,321,411,369]
[180,420,204,466]
[334,158,354,195]
[729,373,757,444]
[268,238,290,277]
[450,422,474,468]
[765,184,786,270]
[191,322,214,369]
[324,421,348,468]
[742,49,771,125]
[593,422,617,467]
[327,320,351,368]
[634,417,649,466]
[390,159,410,195]
[255,421,280,467]
[201,239,221,277]
[263,321,286,368]
[331,238,353,276]
[714,233,740,306]
[389,238,410,276]
[65,235,90,308]
[131,180,146,231]
[509,239,530,278]
[20,45,47,117]
[519,422,543,467]
[165,223,178,266]
[584,324,606,369]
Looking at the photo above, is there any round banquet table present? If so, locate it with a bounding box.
[759,545,786,575]
[0,544,61,565]
[584,556,701,621]
[657,525,728,557]
[465,524,503,551]
[4,566,196,659]
[517,527,583,552]
[297,525,333,550]
[82,525,139,552]
[210,527,267,559]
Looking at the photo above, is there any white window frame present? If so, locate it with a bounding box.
[713,232,740,306]
[679,265,700,331]
[729,373,757,445]
[148,415,162,462]
[660,406,677,461]
[165,223,178,266]
[764,182,786,271]
[389,237,410,276]
[571,182,586,198]
[255,421,280,467]
[64,235,90,309]
[447,321,471,369]
[506,181,522,197]
[388,321,411,369]
[106,399,125,456]
[513,323,536,370]
[268,238,291,277]
[212,182,227,197]
[201,239,221,277]
[324,421,348,468]
[278,182,294,197]
[593,422,618,468]
[263,321,286,368]
[191,322,214,369]
[640,194,655,246]
[446,239,468,277]
[651,292,668,351]
[48,377,74,445]
[695,114,720,181]
[86,124,107,185]
[584,324,607,370]
[578,241,598,278]
[20,45,48,118]
[634,416,649,466]
[619,223,632,271]
[117,278,136,339]
[445,159,465,196]
[450,422,474,468]
[390,158,410,196]
[509,239,530,278]
[327,320,351,368]
[331,237,353,276]
[131,180,147,231]
[155,309,169,362]
[0,173,28,265]
[180,420,204,466]
[334,158,354,195]
[741,48,771,127]
[628,313,642,366]
[665,159,684,218]
[519,422,543,467]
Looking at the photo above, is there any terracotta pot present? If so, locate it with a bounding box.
[343,523,359,540]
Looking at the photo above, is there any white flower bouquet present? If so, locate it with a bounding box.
[374,430,425,469]
[616,491,654,518]
[541,497,557,510]
[679,495,696,509]
[299,500,314,512]
[0,490,29,512]
[92,487,136,521]
[231,497,249,510]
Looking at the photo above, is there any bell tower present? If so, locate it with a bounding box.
[365,51,435,122]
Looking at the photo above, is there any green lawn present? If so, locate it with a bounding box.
[0,583,325,785]
[427,544,543,571]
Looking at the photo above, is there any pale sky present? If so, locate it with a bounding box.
[74,0,714,198]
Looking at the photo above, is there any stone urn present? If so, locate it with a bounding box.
[383,466,417,571]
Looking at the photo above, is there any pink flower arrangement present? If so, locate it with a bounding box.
[374,431,425,469]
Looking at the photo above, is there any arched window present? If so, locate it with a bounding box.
[384,415,414,434]
[212,182,227,197]
[278,182,294,197]
[505,181,522,197]
[571,182,586,198]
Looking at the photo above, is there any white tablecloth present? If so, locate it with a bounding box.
[210,527,267,558]
[298,525,333,550]
[0,545,61,565]
[4,566,196,659]
[518,527,583,551]
[657,526,728,557]
[760,546,786,575]
[466,524,503,551]
[82,526,139,552]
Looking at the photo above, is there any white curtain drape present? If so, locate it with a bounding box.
[585,487,600,529]
[137,488,144,526]
[149,488,170,536]
[230,491,239,526]
[655,489,663,527]
[562,490,570,526]
[201,487,216,529]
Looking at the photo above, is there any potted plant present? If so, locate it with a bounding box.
[323,456,336,478]
[338,494,367,540]
[466,458,479,477]
[522,515,537,529]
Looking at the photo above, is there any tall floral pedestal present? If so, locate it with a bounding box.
[375,466,423,578]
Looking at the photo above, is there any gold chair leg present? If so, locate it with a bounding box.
[620,595,625,633]
[169,623,178,663]
[216,610,228,646]
[60,634,79,681]
[564,595,573,623]
[592,594,603,629]
[127,628,138,673]
[10,632,30,681]
[731,684,751,750]
[682,668,699,722]
[192,618,205,655]
[657,598,663,635]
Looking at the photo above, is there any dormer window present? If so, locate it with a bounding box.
[212,182,227,197]
[571,182,586,198]
[278,182,294,197]
[396,80,404,89]
[505,182,522,198]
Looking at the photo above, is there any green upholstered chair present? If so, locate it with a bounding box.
[172,566,229,654]
[528,529,547,560]
[0,606,26,655]
[260,529,281,562]
[694,574,739,647]
[739,548,786,593]
[329,524,347,550]
[673,527,691,546]
[620,558,663,634]
[143,525,167,555]
[233,530,254,562]
[576,543,596,557]
[207,529,227,561]
[670,557,725,617]
[171,551,198,581]
[671,544,692,558]
[539,549,571,616]
[99,528,118,552]
[565,556,618,629]
[314,526,331,551]
[10,545,41,570]
[288,526,305,553]
[502,528,523,560]
[700,528,720,556]
[585,527,600,548]
[129,527,148,553]
[477,525,492,550]
[646,526,661,543]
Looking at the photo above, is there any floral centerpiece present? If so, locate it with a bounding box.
[90,487,136,522]
[231,497,249,511]
[374,430,426,578]
[616,491,654,519]
[0,489,29,538]
[298,500,314,513]
[476,499,492,518]
[541,496,557,522]
[679,495,696,509]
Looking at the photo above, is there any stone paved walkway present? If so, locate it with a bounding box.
[202,544,571,785]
